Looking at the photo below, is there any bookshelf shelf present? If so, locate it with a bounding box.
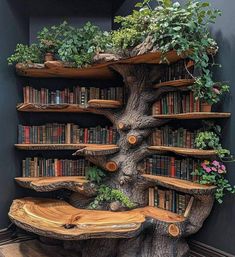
[153,112,231,120]
[17,100,122,112]
[153,79,195,89]
[142,174,216,195]
[148,146,217,157]
[15,143,118,151]
[14,176,96,194]
[9,198,185,240]
[15,50,187,79]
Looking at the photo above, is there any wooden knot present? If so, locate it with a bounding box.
[105,161,118,172]
[168,224,180,237]
[128,135,138,145]
[118,122,131,131]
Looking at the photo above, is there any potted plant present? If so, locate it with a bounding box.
[192,160,235,203]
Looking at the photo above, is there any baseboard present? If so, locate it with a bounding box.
[0,224,35,246]
[189,240,235,257]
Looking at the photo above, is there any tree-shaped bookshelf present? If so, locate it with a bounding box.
[9,51,230,257]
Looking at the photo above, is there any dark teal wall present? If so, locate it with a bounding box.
[0,0,29,228]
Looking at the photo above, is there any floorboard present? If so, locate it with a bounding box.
[0,240,79,257]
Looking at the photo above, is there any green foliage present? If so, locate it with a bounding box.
[85,166,106,184]
[192,77,229,104]
[112,0,228,104]
[7,44,42,65]
[192,160,235,203]
[195,131,230,158]
[89,185,136,209]
[37,21,70,53]
[58,22,110,67]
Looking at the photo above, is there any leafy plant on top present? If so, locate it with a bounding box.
[7,44,42,65]
[112,0,229,104]
[37,21,71,54]
[192,160,235,203]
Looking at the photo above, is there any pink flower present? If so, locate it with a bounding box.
[211,167,217,172]
[213,88,221,95]
[221,165,226,170]
[201,163,207,170]
[205,167,212,173]
[212,160,220,167]
[218,169,225,174]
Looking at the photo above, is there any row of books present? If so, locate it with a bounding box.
[143,155,199,181]
[18,124,119,144]
[151,126,199,148]
[158,59,194,83]
[22,157,90,177]
[149,187,192,215]
[23,86,124,106]
[153,92,201,115]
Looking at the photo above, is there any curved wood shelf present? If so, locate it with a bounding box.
[153,79,195,89]
[17,100,122,113]
[88,99,122,108]
[15,143,118,151]
[16,50,188,79]
[153,112,231,120]
[9,198,185,240]
[15,176,96,195]
[142,175,216,195]
[148,146,217,157]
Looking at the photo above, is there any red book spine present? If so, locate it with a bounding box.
[84,128,88,144]
[170,157,176,177]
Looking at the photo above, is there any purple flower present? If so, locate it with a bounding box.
[213,88,221,95]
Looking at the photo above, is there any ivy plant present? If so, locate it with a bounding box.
[195,131,231,159]
[89,185,136,210]
[7,44,42,65]
[58,22,110,67]
[85,166,106,185]
[112,0,229,104]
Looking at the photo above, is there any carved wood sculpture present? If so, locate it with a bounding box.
[9,54,222,257]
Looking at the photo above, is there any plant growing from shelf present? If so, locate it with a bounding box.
[192,160,235,203]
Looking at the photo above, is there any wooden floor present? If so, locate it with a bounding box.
[0,240,197,257]
[0,240,79,257]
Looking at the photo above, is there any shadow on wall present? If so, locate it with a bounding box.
[190,29,235,255]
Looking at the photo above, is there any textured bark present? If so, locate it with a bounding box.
[64,64,214,256]
[11,63,215,257]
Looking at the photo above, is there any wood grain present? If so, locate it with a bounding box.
[142,175,216,195]
[15,143,118,151]
[9,198,185,240]
[153,79,195,89]
[0,240,79,257]
[17,101,122,113]
[14,176,97,195]
[153,112,231,120]
[16,50,187,79]
[148,146,217,157]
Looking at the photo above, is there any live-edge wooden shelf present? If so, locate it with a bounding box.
[9,197,185,240]
[142,174,216,195]
[153,79,195,89]
[148,146,217,157]
[17,100,122,113]
[16,50,188,79]
[153,112,231,120]
[15,143,118,151]
[15,176,93,193]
